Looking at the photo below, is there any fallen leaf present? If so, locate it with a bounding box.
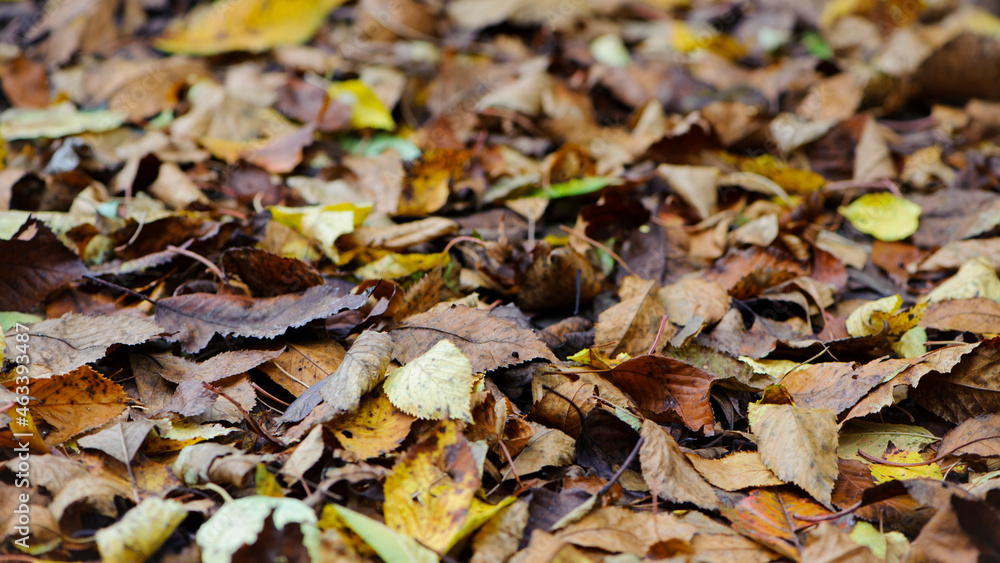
[639,419,719,510]
[328,391,416,458]
[155,0,347,55]
[685,451,784,491]
[195,496,321,562]
[608,355,717,434]
[9,313,163,379]
[95,497,188,563]
[0,101,124,140]
[77,419,156,465]
[391,305,556,373]
[749,402,839,507]
[383,421,480,552]
[722,488,833,560]
[0,219,88,312]
[154,284,371,353]
[839,193,921,242]
[594,276,670,357]
[26,366,130,444]
[385,339,474,422]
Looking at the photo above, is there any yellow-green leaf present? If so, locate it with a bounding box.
[269,203,372,263]
[330,505,438,563]
[0,102,125,140]
[838,193,921,242]
[385,339,474,422]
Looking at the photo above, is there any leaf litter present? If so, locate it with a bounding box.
[5,0,1000,561]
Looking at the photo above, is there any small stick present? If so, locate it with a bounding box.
[203,383,283,448]
[598,436,645,498]
[559,225,639,279]
[648,314,670,355]
[166,245,227,282]
[858,434,1000,467]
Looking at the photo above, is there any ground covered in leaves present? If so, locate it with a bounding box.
[4,0,1000,561]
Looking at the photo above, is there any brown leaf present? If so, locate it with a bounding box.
[913,338,1000,422]
[554,506,696,557]
[527,380,595,438]
[155,284,371,353]
[0,56,50,108]
[11,313,164,379]
[748,403,839,507]
[908,495,1000,562]
[706,247,808,299]
[77,419,156,465]
[782,357,916,414]
[843,342,976,421]
[131,348,282,384]
[258,339,346,397]
[517,245,604,311]
[639,420,719,510]
[800,522,880,563]
[391,305,556,373]
[0,219,87,311]
[831,459,926,534]
[507,421,575,480]
[221,247,324,297]
[595,276,670,357]
[28,366,130,444]
[686,451,784,492]
[658,277,732,327]
[921,298,1000,334]
[608,355,717,434]
[939,413,1000,458]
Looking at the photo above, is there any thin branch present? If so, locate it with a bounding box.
[202,383,283,448]
[166,245,227,282]
[559,225,639,279]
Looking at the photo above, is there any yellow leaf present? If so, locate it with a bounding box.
[384,421,480,552]
[155,0,346,55]
[923,257,1000,303]
[330,392,416,459]
[95,498,188,563]
[355,252,450,280]
[839,193,921,242]
[737,154,826,194]
[846,295,902,338]
[869,451,942,484]
[269,203,372,263]
[385,339,474,422]
[255,464,284,497]
[327,80,396,131]
[397,148,471,216]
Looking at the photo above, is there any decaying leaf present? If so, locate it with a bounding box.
[749,402,839,507]
[155,285,371,353]
[639,420,719,510]
[391,305,557,373]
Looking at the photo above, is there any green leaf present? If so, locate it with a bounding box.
[332,505,439,563]
[523,177,619,199]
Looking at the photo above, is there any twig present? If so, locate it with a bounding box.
[559,225,639,279]
[648,314,670,355]
[598,436,645,498]
[202,383,283,448]
[166,245,226,282]
[858,434,1000,467]
[252,382,290,407]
